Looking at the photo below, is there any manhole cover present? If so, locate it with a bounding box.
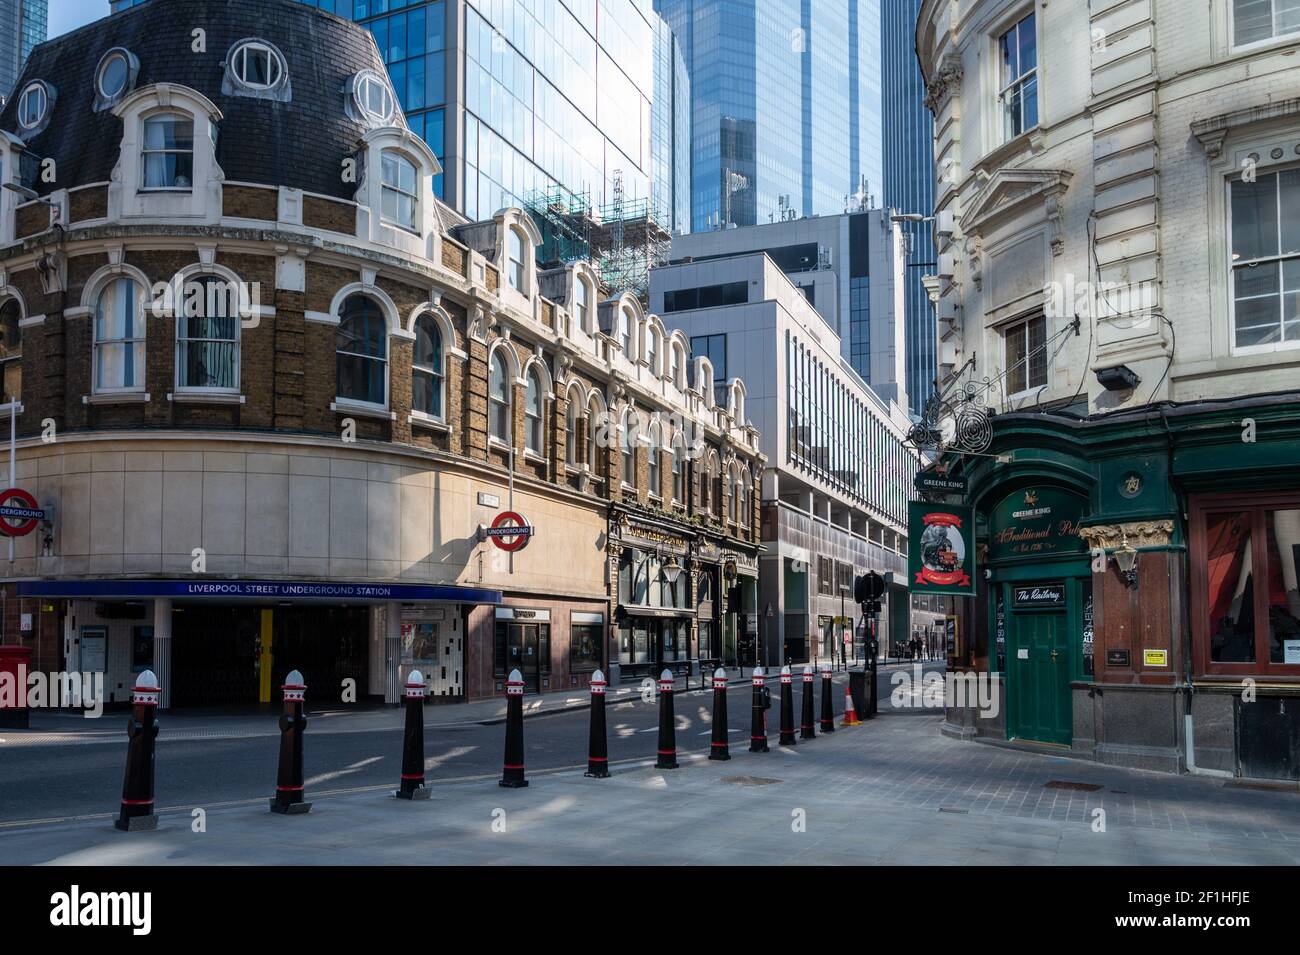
[720,775,782,787]
[938,807,969,814]
[1044,780,1102,792]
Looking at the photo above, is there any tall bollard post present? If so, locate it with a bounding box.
[115,669,160,831]
[800,664,817,739]
[499,668,528,788]
[709,666,731,760]
[270,669,311,814]
[395,670,430,800]
[819,663,836,733]
[655,669,679,769]
[749,666,769,753]
[585,668,610,778]
[778,665,797,746]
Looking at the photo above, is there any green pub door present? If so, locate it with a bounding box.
[1008,584,1071,745]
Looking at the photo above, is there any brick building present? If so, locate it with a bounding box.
[0,0,761,709]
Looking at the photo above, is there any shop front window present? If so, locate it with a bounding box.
[1206,510,1256,663]
[570,616,604,672]
[1265,508,1300,663]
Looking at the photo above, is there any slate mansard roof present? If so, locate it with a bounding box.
[1,0,399,201]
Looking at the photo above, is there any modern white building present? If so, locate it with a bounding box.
[667,209,910,410]
[650,252,921,665]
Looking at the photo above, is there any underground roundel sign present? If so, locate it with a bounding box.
[486,510,534,552]
[0,488,43,538]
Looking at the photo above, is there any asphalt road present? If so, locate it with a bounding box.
[0,668,925,827]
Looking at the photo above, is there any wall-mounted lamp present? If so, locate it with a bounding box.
[662,554,683,586]
[1112,532,1139,588]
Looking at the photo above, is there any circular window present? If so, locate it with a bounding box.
[97,50,131,99]
[354,69,395,124]
[17,82,48,129]
[230,40,285,90]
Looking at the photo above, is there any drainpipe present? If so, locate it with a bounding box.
[1184,681,1232,778]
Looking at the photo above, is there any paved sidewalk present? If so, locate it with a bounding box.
[5,709,1298,865]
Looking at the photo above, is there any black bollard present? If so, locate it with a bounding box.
[395,670,430,800]
[115,670,161,831]
[655,669,678,769]
[709,666,731,761]
[585,668,610,778]
[749,667,769,753]
[499,668,529,788]
[819,663,836,733]
[800,664,817,740]
[270,669,312,814]
[778,665,797,746]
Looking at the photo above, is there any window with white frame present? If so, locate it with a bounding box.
[17,81,48,129]
[353,69,395,125]
[1230,167,1300,350]
[489,350,511,442]
[1004,312,1047,396]
[525,368,545,453]
[335,294,388,405]
[142,113,194,190]
[96,49,133,102]
[671,437,684,502]
[227,40,286,90]
[647,422,662,495]
[507,228,526,292]
[574,276,590,333]
[412,313,444,419]
[176,276,239,391]
[621,308,635,359]
[565,396,580,465]
[728,465,738,522]
[1233,0,1300,47]
[381,150,419,232]
[997,12,1037,142]
[587,399,602,471]
[646,328,658,375]
[0,299,21,402]
[671,343,683,387]
[622,411,638,486]
[94,277,145,392]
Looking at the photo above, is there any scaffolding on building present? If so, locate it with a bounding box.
[523,184,593,269]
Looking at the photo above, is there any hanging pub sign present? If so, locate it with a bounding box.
[988,486,1087,562]
[914,471,968,495]
[908,501,976,596]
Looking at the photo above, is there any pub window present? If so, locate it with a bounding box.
[142,112,194,190]
[176,276,239,391]
[1194,494,1300,675]
[1004,313,1047,397]
[570,615,604,672]
[94,276,146,393]
[0,299,21,401]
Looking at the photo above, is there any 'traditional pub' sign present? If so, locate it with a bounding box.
[988,486,1088,562]
[908,501,976,596]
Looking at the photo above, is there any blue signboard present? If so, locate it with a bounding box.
[17,578,503,604]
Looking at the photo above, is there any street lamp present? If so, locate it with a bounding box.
[1112,532,1139,589]
[889,212,934,223]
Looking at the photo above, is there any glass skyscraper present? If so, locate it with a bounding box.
[881,0,936,417]
[654,0,882,233]
[0,0,46,100]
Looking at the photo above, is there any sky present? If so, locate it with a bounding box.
[48,0,112,40]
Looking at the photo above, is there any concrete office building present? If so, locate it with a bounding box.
[650,252,920,667]
[667,209,909,410]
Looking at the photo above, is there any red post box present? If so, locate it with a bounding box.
[0,645,33,729]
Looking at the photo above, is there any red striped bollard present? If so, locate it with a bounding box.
[709,666,731,760]
[819,663,836,733]
[800,664,817,739]
[270,669,311,814]
[585,668,610,778]
[499,668,528,788]
[749,666,769,753]
[655,669,678,769]
[115,669,160,831]
[778,665,797,746]
[395,670,430,800]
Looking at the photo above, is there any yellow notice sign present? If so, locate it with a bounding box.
[1143,649,1168,667]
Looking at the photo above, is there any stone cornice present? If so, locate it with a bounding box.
[1077,520,1175,549]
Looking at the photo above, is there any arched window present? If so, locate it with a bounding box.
[646,328,658,375]
[228,40,285,90]
[574,277,590,333]
[412,313,444,419]
[0,299,21,401]
[94,277,145,392]
[565,393,580,466]
[620,308,635,359]
[489,350,511,442]
[728,466,738,522]
[142,112,194,190]
[621,411,638,486]
[738,468,751,526]
[507,228,526,291]
[671,343,683,387]
[671,436,685,503]
[381,151,419,231]
[525,368,544,453]
[176,275,239,391]
[647,422,662,496]
[699,458,711,514]
[587,399,603,472]
[335,294,388,405]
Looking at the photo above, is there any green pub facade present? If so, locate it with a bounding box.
[936,395,1300,778]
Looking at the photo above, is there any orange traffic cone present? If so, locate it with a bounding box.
[842,684,861,727]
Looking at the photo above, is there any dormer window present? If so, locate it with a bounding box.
[95,49,138,110]
[574,276,590,332]
[620,308,635,359]
[380,150,418,231]
[225,40,290,99]
[353,69,396,126]
[142,113,194,190]
[507,227,526,291]
[17,81,49,130]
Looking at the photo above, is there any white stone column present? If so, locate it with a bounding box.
[153,597,173,710]
[384,601,402,705]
